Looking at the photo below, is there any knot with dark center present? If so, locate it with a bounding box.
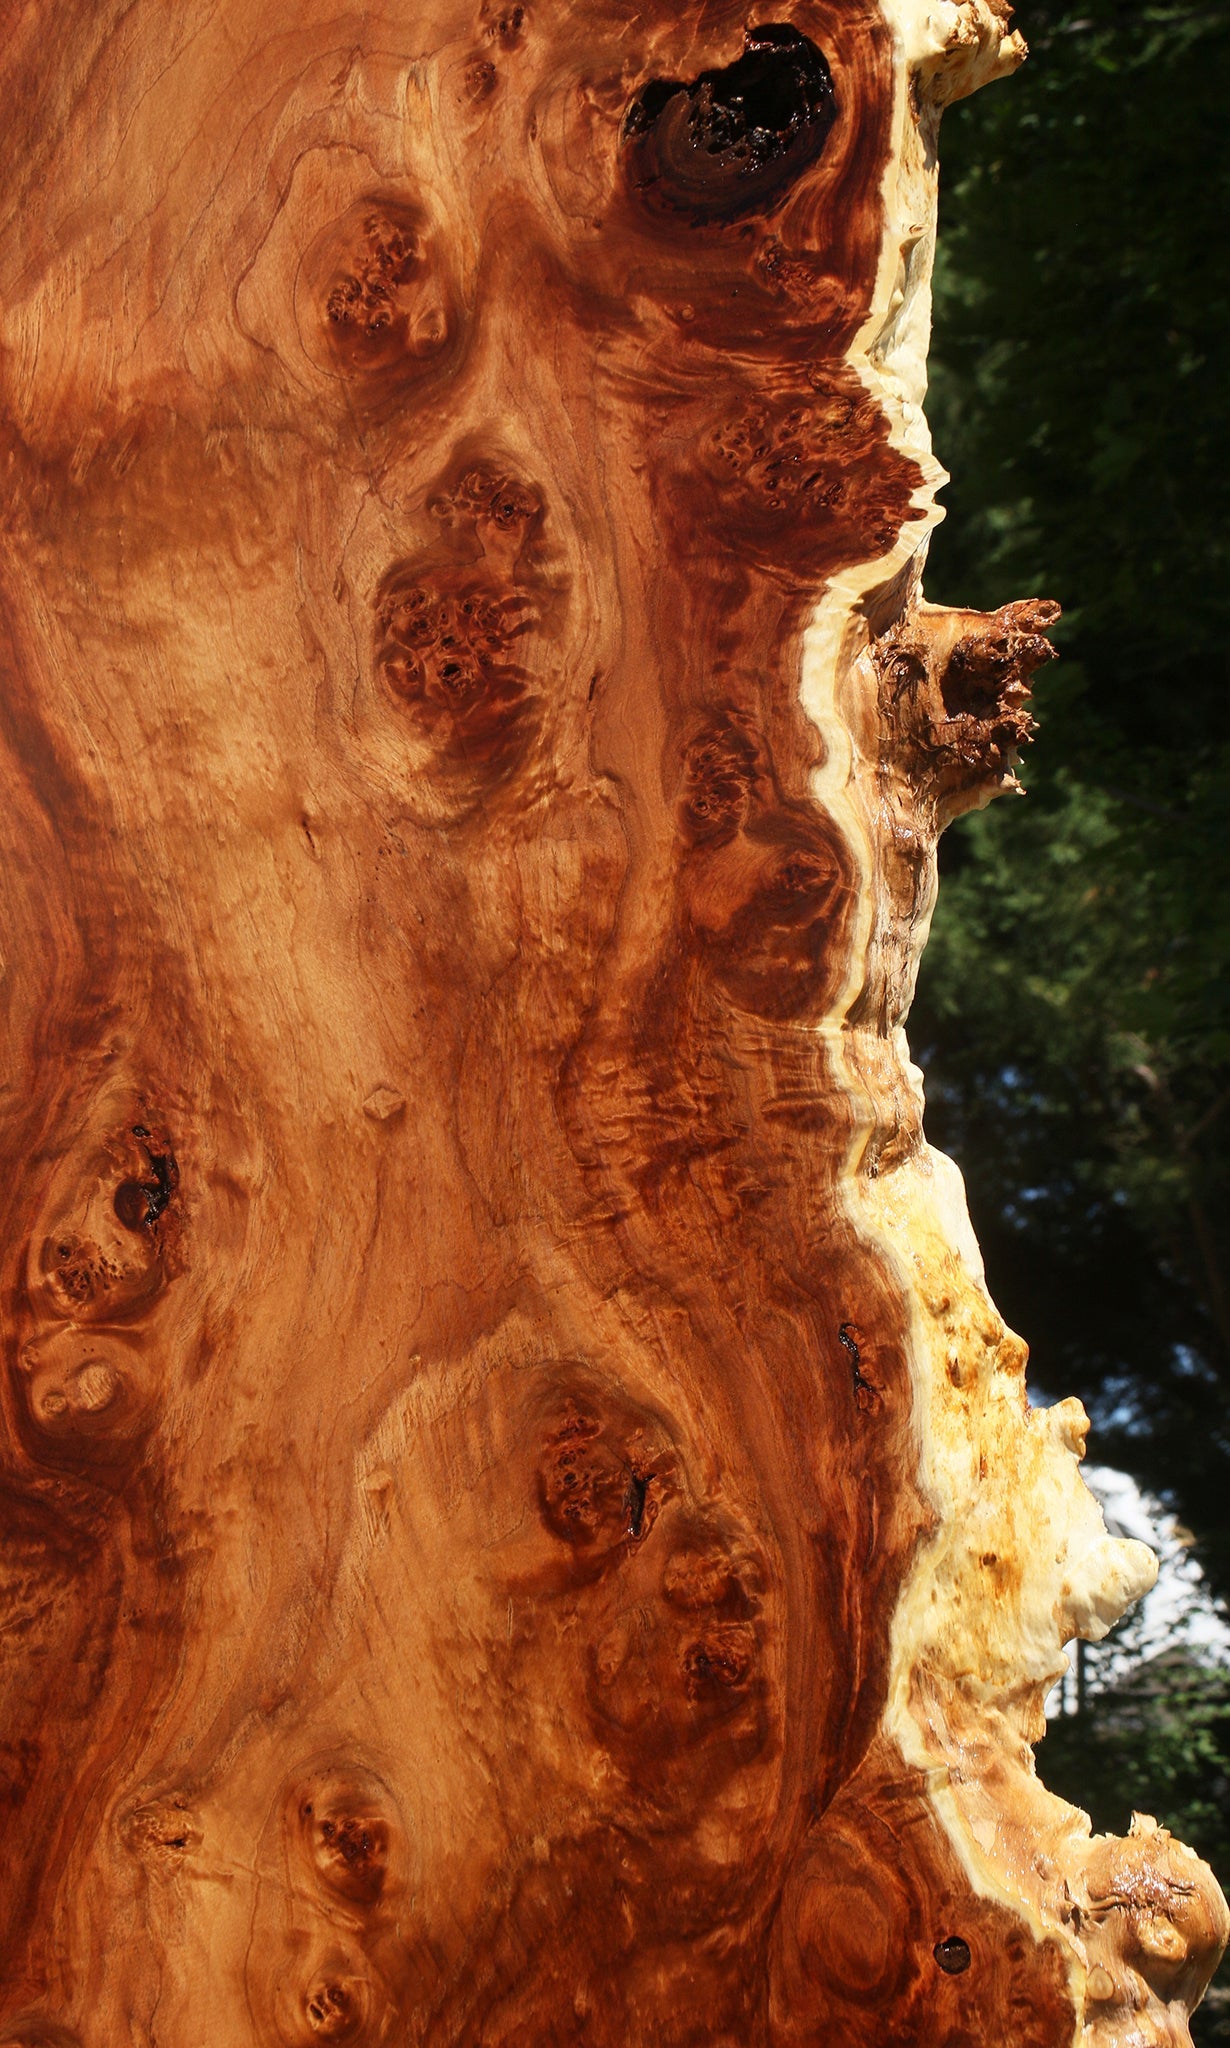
[624,23,837,222]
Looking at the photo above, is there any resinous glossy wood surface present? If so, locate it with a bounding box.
[0,2,1224,2043]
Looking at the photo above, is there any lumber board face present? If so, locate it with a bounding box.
[0,2,1223,2042]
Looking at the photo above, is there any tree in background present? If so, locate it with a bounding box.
[1047,1647,1230,2040]
[917,0,1230,1592]
[918,8,1230,2031]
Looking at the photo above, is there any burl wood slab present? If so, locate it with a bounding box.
[0,2,1224,2043]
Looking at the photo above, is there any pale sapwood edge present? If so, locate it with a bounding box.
[813,0,1230,2039]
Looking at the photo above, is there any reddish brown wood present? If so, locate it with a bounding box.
[0,3,1223,2043]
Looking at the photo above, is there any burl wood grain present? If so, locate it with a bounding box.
[0,1,1223,2043]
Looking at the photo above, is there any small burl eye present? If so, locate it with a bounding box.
[623,24,837,223]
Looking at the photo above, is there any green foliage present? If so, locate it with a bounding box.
[913,5,1230,2018]
[1045,1657,1230,1875]
[1042,1651,1230,2041]
[915,0,1230,1586]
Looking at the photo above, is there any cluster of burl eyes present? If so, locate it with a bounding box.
[536,1407,765,1762]
[283,1765,407,2045]
[377,585,534,718]
[325,217,417,336]
[318,208,449,377]
[676,718,850,1023]
[373,467,544,779]
[19,1122,178,1458]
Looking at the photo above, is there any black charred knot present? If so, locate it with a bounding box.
[113,1133,177,1230]
[624,24,837,223]
[934,1935,972,1975]
[625,1471,649,1540]
[837,1321,873,1399]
